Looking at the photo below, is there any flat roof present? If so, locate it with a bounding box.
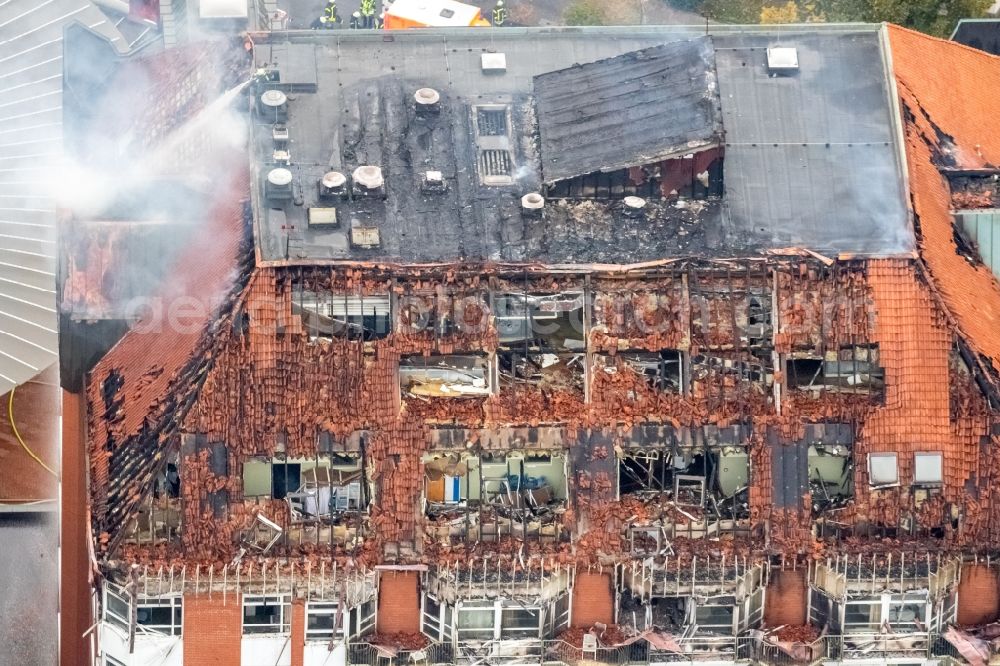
[249,25,913,266]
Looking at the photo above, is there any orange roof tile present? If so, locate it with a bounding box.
[888,25,1000,374]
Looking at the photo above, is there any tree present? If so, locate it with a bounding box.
[563,0,608,25]
[760,0,800,22]
[759,0,825,23]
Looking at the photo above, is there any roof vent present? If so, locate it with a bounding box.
[350,225,381,248]
[481,53,507,74]
[319,171,349,199]
[414,88,441,116]
[265,167,293,200]
[259,89,288,120]
[353,165,386,198]
[623,196,646,218]
[521,192,544,217]
[766,47,799,74]
[308,207,338,228]
[421,170,447,194]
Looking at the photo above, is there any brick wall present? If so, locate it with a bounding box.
[958,564,1000,625]
[377,571,420,634]
[183,595,241,666]
[291,600,305,666]
[571,573,613,628]
[763,569,807,627]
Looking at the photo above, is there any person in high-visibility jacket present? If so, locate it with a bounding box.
[492,0,507,25]
[349,10,362,28]
[323,0,341,24]
[359,0,376,29]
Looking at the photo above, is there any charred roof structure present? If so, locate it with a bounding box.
[534,38,723,183]
[67,21,1000,666]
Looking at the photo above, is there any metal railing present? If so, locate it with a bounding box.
[346,632,974,666]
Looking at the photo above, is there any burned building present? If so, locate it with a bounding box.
[66,20,1000,666]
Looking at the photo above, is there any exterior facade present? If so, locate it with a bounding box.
[65,19,1000,666]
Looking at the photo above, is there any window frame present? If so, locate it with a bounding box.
[135,594,183,636]
[305,600,345,641]
[868,452,899,488]
[242,594,291,635]
[103,582,132,633]
[913,452,944,486]
[455,599,546,640]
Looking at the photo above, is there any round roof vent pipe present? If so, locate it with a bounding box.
[414,87,441,116]
[521,192,545,218]
[320,170,349,199]
[623,195,647,218]
[265,167,294,200]
[353,165,386,198]
[259,89,288,121]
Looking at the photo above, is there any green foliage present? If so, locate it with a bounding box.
[564,0,608,24]
[670,0,990,36]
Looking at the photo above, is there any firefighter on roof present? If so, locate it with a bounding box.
[492,0,507,26]
[360,0,376,29]
[350,10,362,28]
[323,0,341,24]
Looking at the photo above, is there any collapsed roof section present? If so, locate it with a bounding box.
[887,26,1000,395]
[534,38,723,184]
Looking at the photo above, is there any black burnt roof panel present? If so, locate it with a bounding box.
[533,37,723,184]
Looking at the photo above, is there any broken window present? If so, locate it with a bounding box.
[494,292,586,351]
[424,451,568,541]
[239,514,283,555]
[306,601,344,641]
[242,595,291,635]
[689,281,773,350]
[136,596,182,636]
[868,452,899,488]
[497,351,585,394]
[695,598,736,633]
[689,351,773,404]
[617,446,749,521]
[400,354,489,397]
[398,292,489,338]
[596,350,683,393]
[591,287,686,342]
[243,455,367,516]
[293,289,391,342]
[786,345,884,393]
[809,444,853,513]
[125,453,181,545]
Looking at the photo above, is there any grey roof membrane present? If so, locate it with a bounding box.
[534,37,723,184]
[250,25,913,266]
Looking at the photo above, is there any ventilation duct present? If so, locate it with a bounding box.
[259,89,288,121]
[414,88,441,116]
[352,166,386,198]
[319,171,349,199]
[521,192,544,217]
[623,196,646,218]
[265,167,294,200]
